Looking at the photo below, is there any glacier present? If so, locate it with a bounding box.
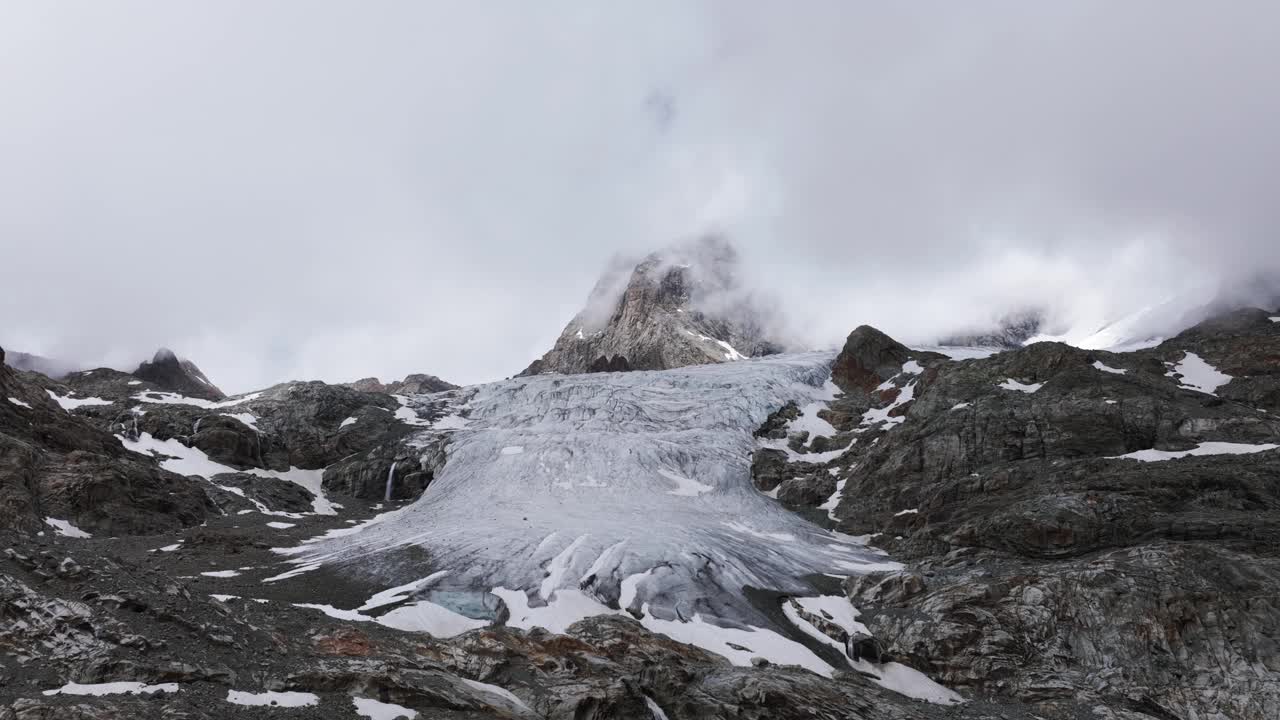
[297,352,897,642]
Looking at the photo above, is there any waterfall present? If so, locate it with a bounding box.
[384,461,398,502]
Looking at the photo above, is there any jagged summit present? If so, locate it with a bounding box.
[519,236,787,376]
[133,347,225,401]
[936,308,1044,350]
[345,373,457,395]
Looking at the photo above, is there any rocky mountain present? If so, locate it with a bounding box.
[753,306,1280,719]
[519,236,786,376]
[936,308,1044,349]
[4,297,1280,719]
[133,347,226,401]
[1,349,80,379]
[345,373,457,395]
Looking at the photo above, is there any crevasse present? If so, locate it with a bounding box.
[302,352,896,630]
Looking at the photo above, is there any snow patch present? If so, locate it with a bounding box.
[266,521,295,529]
[7,397,31,408]
[46,390,113,410]
[1108,442,1278,462]
[120,432,335,515]
[132,391,261,410]
[340,416,358,428]
[225,690,318,707]
[862,382,915,427]
[998,379,1043,393]
[44,517,91,538]
[221,412,259,431]
[1092,361,1127,375]
[1167,352,1231,395]
[201,570,240,578]
[44,682,178,697]
[353,697,418,720]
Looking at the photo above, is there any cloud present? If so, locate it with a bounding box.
[2,2,1278,390]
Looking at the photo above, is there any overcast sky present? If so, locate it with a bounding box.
[3,2,1279,392]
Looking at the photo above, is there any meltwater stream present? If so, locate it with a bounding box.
[299,352,899,646]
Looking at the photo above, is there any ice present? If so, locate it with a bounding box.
[998,379,1043,393]
[225,690,318,707]
[1108,442,1278,462]
[44,517,91,538]
[295,600,485,637]
[353,696,418,720]
[132,390,261,409]
[658,468,713,496]
[44,682,178,697]
[1092,361,1127,375]
[458,678,533,715]
[500,445,525,455]
[431,413,470,430]
[359,571,449,611]
[1167,352,1231,395]
[45,390,113,410]
[7,397,31,408]
[378,600,488,636]
[340,416,358,428]
[494,586,614,634]
[295,353,896,642]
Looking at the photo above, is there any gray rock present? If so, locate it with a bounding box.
[133,348,225,401]
[519,236,787,376]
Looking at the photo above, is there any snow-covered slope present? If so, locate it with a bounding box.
[298,352,895,644]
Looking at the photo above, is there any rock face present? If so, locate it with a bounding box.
[0,348,212,536]
[758,308,1280,720]
[133,348,226,401]
[1,349,80,379]
[345,373,457,395]
[519,236,786,376]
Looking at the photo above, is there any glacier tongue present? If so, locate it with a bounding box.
[302,351,896,631]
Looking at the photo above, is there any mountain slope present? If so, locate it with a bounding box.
[133,347,226,401]
[520,236,785,376]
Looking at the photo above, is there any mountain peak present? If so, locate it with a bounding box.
[520,236,786,376]
[133,348,225,401]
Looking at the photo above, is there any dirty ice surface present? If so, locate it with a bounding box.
[298,352,896,634]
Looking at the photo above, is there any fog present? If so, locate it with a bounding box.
[2,2,1278,392]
